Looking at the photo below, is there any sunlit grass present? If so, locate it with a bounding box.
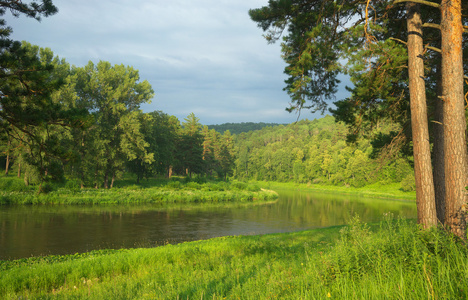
[1,216,467,299]
[256,180,416,201]
[0,176,278,205]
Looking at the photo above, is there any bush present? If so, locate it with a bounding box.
[231,181,247,190]
[186,182,200,190]
[38,183,54,194]
[64,180,81,191]
[400,173,415,192]
[0,177,30,192]
[167,181,181,189]
[247,184,260,192]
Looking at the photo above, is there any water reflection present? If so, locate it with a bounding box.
[0,190,416,260]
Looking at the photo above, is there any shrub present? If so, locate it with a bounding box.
[186,182,200,190]
[231,181,247,190]
[400,173,415,192]
[38,183,54,194]
[167,181,181,189]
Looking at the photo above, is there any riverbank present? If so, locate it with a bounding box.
[1,216,466,299]
[255,181,416,201]
[0,177,278,205]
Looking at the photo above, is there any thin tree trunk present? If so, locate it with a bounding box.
[5,153,9,175]
[407,3,437,228]
[168,165,173,178]
[94,169,99,189]
[433,62,445,224]
[5,139,10,175]
[110,172,115,189]
[441,0,467,239]
[17,162,21,178]
[104,172,109,189]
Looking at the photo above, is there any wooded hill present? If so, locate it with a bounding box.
[233,116,415,190]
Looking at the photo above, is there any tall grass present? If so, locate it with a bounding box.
[1,216,466,299]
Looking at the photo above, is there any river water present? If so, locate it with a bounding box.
[0,189,416,260]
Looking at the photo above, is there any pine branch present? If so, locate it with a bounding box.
[393,0,440,9]
[390,37,407,45]
[423,23,441,30]
[425,45,441,53]
[423,22,468,33]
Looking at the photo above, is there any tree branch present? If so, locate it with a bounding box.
[390,37,407,45]
[423,23,441,30]
[425,45,441,53]
[423,22,468,33]
[393,0,440,9]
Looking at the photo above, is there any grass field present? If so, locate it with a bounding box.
[255,181,416,201]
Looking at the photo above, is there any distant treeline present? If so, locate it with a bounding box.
[208,122,286,135]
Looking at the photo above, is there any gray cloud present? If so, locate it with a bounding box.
[5,0,347,124]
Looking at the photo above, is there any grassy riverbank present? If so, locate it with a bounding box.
[0,176,278,205]
[1,216,467,299]
[255,181,416,201]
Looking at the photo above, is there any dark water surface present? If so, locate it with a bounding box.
[0,190,416,260]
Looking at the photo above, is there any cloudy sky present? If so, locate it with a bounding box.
[5,0,349,125]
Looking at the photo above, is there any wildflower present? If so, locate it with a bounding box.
[327,292,331,297]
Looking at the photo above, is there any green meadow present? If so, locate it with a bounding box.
[256,181,416,201]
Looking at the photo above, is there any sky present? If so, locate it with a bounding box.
[5,0,350,125]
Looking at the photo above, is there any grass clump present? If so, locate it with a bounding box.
[1,216,467,299]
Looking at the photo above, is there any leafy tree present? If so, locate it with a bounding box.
[177,113,204,178]
[141,111,180,178]
[73,61,154,188]
[218,130,235,180]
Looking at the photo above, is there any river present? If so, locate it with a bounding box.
[0,189,416,260]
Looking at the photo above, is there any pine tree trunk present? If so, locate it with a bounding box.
[441,0,467,239]
[406,3,437,228]
[433,62,445,224]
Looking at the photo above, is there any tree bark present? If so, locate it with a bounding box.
[407,3,438,228]
[433,62,445,224]
[441,0,467,239]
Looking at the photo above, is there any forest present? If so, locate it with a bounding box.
[0,44,413,192]
[232,116,414,190]
[0,43,237,188]
[0,44,414,193]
